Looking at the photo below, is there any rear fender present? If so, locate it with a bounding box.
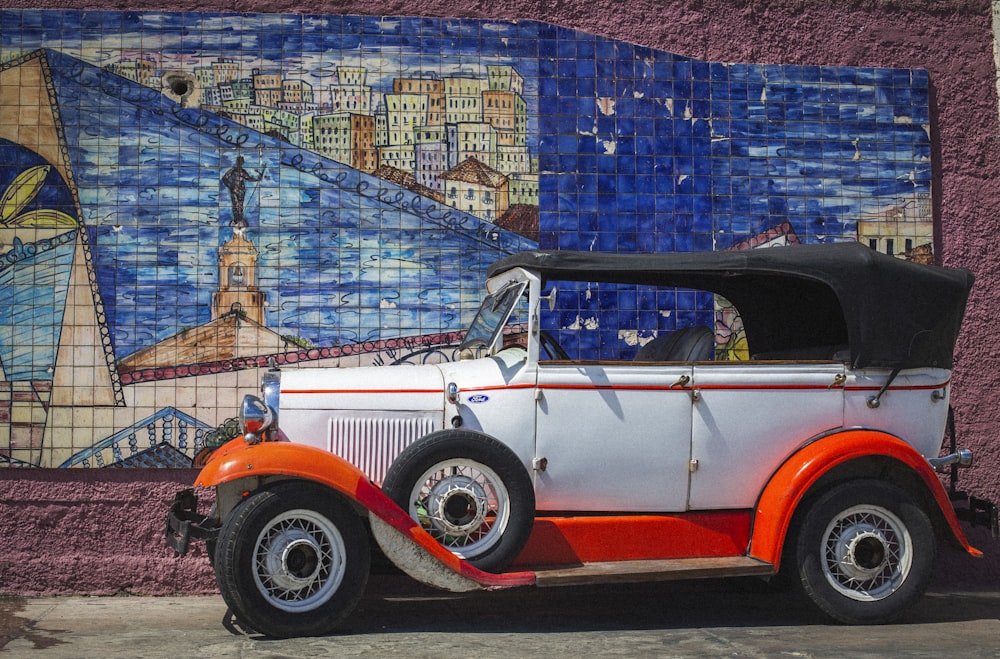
[750,429,982,569]
[195,438,535,590]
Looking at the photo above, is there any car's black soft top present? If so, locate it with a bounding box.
[488,242,974,369]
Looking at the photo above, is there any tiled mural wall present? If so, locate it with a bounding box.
[0,10,934,468]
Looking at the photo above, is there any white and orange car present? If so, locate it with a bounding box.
[168,242,995,638]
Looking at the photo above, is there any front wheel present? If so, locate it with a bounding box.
[793,480,935,624]
[213,482,370,637]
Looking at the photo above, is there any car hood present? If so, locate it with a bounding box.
[277,362,446,412]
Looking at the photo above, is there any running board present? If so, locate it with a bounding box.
[529,556,774,588]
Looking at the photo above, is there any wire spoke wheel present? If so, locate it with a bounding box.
[381,430,535,573]
[821,505,911,602]
[252,509,347,612]
[411,460,509,557]
[214,483,370,638]
[795,480,935,624]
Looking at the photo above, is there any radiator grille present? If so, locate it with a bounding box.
[328,414,438,485]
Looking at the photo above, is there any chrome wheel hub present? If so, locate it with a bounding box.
[427,475,489,535]
[838,531,889,581]
[822,505,911,602]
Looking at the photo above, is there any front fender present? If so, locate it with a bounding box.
[749,429,982,569]
[195,438,370,499]
[194,438,535,590]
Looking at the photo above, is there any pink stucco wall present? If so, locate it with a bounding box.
[0,469,215,594]
[0,0,997,593]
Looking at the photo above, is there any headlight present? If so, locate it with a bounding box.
[240,395,274,444]
[240,369,280,445]
[261,369,280,427]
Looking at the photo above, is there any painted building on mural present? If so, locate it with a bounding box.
[440,156,511,221]
[0,10,936,469]
[177,53,535,222]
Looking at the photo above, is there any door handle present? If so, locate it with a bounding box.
[671,374,691,389]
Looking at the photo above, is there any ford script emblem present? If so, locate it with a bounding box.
[467,394,490,404]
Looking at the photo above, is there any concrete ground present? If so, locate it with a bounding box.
[2,575,999,658]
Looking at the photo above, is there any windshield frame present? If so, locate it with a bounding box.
[459,280,529,353]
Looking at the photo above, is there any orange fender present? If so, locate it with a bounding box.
[750,429,981,569]
[194,438,535,589]
[194,438,371,498]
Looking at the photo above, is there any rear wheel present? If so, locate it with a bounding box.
[214,482,370,637]
[793,480,935,624]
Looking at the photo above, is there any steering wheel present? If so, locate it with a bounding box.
[539,330,571,361]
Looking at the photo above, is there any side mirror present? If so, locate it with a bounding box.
[541,286,558,312]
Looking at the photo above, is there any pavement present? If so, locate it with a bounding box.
[2,575,1000,657]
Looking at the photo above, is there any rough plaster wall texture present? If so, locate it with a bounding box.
[0,0,996,595]
[0,470,215,595]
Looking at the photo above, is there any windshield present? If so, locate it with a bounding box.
[460,280,528,353]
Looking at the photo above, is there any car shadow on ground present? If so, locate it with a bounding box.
[224,538,1000,640]
[312,570,998,637]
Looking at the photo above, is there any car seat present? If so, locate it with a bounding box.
[634,325,715,362]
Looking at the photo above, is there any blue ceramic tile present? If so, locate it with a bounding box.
[0,9,939,464]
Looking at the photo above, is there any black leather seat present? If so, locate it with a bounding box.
[634,325,715,362]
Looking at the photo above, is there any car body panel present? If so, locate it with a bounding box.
[534,361,694,511]
[690,362,846,510]
[436,347,538,466]
[843,368,952,458]
[513,511,753,565]
[274,365,445,484]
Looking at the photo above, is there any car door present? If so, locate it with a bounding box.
[687,362,846,510]
[533,362,694,512]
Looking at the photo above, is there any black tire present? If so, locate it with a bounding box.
[793,480,935,624]
[213,481,370,638]
[205,503,218,568]
[206,537,217,568]
[381,430,535,573]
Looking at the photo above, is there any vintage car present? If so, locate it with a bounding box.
[167,242,995,638]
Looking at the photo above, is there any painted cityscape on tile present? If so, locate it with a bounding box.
[0,10,934,467]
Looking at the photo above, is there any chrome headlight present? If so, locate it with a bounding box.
[240,395,274,445]
[240,369,280,444]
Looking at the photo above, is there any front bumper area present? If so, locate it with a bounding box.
[165,488,219,555]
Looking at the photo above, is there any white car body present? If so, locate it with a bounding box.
[275,262,953,513]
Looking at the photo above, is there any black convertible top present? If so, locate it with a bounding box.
[488,242,974,369]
